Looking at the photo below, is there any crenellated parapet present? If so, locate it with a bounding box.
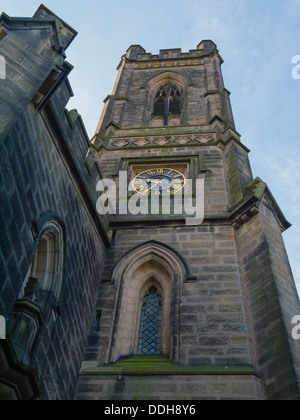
[125,40,219,62]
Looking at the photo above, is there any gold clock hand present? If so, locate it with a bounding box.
[143,180,161,195]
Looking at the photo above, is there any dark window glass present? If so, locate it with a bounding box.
[169,96,181,114]
[153,98,165,115]
[138,287,162,356]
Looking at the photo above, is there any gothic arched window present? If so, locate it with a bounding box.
[8,219,64,365]
[138,286,162,356]
[106,242,188,364]
[152,85,181,126]
[19,219,65,301]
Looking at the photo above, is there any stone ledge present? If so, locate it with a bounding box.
[79,356,261,378]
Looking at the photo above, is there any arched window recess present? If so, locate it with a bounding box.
[8,218,65,366]
[106,241,190,365]
[19,218,65,306]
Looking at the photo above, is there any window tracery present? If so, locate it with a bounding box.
[152,84,182,125]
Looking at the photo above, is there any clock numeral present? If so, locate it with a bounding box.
[134,169,185,196]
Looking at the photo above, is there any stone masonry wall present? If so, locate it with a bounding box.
[235,206,300,400]
[76,374,262,401]
[0,97,107,399]
[82,224,256,369]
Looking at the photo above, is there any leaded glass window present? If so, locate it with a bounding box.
[152,85,181,125]
[153,97,165,116]
[138,286,162,356]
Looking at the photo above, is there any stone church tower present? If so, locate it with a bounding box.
[0,6,300,401]
[76,44,300,400]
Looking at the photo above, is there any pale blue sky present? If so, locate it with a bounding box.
[1,0,300,292]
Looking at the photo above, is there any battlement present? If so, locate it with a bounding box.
[126,40,218,61]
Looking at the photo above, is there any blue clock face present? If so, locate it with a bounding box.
[133,168,186,196]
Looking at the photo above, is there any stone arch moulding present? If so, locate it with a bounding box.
[144,70,192,92]
[106,240,191,365]
[20,214,66,306]
[34,217,66,304]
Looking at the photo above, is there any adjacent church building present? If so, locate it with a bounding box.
[1,5,300,400]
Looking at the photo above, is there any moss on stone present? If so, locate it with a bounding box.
[227,144,243,206]
[80,355,261,377]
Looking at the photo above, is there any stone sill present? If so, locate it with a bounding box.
[79,356,261,378]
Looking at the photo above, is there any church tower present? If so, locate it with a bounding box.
[76,42,300,400]
[0,5,299,399]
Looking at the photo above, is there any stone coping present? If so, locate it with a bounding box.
[80,356,261,377]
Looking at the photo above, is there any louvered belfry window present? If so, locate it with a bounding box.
[153,85,181,125]
[138,286,162,356]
